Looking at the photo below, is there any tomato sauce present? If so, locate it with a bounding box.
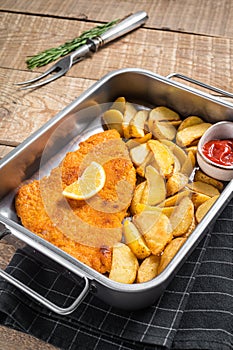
[202,139,233,166]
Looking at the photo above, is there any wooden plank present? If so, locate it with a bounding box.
[0,326,58,350]
[1,12,233,91]
[1,0,233,38]
[0,67,95,144]
[1,14,233,143]
[1,14,233,145]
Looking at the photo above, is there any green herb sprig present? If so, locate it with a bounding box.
[26,19,118,70]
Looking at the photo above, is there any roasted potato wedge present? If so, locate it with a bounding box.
[191,192,210,209]
[130,181,147,215]
[109,243,139,284]
[180,150,196,176]
[158,189,191,207]
[145,165,166,205]
[185,145,197,155]
[137,255,161,283]
[136,151,159,177]
[126,132,153,150]
[183,216,196,237]
[158,237,186,274]
[134,203,175,217]
[123,220,151,260]
[166,172,189,197]
[147,140,174,178]
[178,116,204,131]
[148,106,180,125]
[102,109,124,136]
[176,122,212,147]
[130,109,149,138]
[173,155,181,173]
[111,96,126,114]
[149,121,177,140]
[130,142,150,167]
[194,170,224,191]
[122,102,137,138]
[134,211,173,255]
[161,139,188,165]
[187,181,220,197]
[195,195,220,223]
[170,196,194,236]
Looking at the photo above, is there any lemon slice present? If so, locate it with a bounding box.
[62,161,106,200]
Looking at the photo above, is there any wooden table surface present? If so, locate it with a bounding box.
[0,1,233,349]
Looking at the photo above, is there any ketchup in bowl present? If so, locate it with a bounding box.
[202,139,233,166]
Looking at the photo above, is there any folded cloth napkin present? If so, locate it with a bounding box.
[0,199,232,350]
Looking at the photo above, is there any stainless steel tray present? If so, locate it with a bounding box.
[0,68,233,314]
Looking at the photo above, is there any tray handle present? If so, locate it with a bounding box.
[166,73,233,99]
[0,226,90,315]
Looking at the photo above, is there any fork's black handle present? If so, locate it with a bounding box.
[89,11,148,51]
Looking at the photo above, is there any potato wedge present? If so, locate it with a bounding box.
[185,145,197,155]
[195,195,220,223]
[170,196,194,236]
[166,172,189,197]
[147,140,174,178]
[136,151,159,177]
[130,142,150,167]
[148,106,180,125]
[145,165,166,205]
[102,109,124,136]
[173,155,181,173]
[149,121,177,140]
[126,132,153,150]
[176,123,212,147]
[187,181,220,197]
[159,189,192,207]
[122,102,137,138]
[123,220,151,260]
[130,110,149,138]
[183,216,196,237]
[161,139,188,165]
[191,191,210,209]
[137,255,161,283]
[178,116,204,131]
[194,170,224,191]
[134,211,173,255]
[158,237,186,274]
[111,96,126,114]
[130,181,147,215]
[180,151,196,176]
[109,243,139,284]
[134,203,175,217]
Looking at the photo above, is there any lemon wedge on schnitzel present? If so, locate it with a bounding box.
[62,161,106,200]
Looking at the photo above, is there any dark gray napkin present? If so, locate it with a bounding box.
[0,199,232,350]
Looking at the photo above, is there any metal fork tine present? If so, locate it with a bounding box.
[15,65,57,86]
[19,69,65,90]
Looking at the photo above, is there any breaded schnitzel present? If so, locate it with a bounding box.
[15,130,136,273]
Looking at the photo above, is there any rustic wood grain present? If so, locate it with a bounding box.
[1,12,233,84]
[1,12,233,87]
[1,0,233,38]
[0,67,95,144]
[1,12,233,147]
[0,145,14,159]
[0,326,58,350]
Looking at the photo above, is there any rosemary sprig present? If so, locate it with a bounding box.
[26,19,118,69]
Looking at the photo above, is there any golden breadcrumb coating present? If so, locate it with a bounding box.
[15,130,136,273]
